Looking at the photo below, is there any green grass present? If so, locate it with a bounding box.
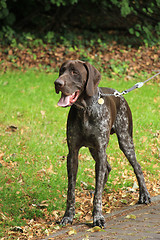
[0,70,159,236]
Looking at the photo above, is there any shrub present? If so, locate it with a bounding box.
[0,0,159,45]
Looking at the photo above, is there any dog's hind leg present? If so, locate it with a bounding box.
[114,98,151,204]
[114,108,151,204]
[117,132,151,204]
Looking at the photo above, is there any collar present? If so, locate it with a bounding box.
[73,88,104,111]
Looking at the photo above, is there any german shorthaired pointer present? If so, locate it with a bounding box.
[54,60,151,228]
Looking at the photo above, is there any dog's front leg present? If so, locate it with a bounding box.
[90,148,109,228]
[60,150,78,226]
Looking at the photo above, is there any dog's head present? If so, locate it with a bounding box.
[54,60,101,107]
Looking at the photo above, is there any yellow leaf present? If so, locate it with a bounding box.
[125,214,136,219]
[129,201,137,206]
[68,228,77,235]
[53,225,60,230]
[87,226,102,232]
[85,220,93,224]
[44,229,49,236]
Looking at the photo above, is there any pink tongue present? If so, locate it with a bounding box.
[57,93,71,107]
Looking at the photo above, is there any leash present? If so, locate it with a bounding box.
[99,71,160,99]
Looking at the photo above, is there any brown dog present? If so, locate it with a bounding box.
[54,60,151,228]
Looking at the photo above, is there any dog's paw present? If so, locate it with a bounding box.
[138,190,151,204]
[59,216,73,226]
[93,214,106,228]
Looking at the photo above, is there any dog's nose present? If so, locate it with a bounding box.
[54,79,65,94]
[54,79,64,88]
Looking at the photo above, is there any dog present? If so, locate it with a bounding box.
[54,60,151,228]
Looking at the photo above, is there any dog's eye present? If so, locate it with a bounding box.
[59,67,65,75]
[71,70,78,75]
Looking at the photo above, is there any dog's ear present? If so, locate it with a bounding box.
[83,62,101,96]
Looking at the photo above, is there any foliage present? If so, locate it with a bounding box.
[104,0,160,44]
[0,0,160,45]
[0,35,160,76]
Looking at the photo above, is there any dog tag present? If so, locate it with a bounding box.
[98,98,104,105]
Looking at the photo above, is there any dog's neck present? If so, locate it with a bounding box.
[73,87,100,111]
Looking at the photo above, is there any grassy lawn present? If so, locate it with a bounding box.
[0,70,159,238]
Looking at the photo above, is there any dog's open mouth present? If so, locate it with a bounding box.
[57,91,80,107]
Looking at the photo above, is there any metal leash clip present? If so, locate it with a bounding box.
[114,91,122,97]
[135,82,144,88]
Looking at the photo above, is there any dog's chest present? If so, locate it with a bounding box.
[77,105,111,137]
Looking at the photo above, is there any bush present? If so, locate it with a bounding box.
[0,0,160,45]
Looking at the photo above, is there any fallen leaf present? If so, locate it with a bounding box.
[153,187,159,193]
[53,225,60,230]
[84,215,92,221]
[132,181,139,190]
[87,226,104,232]
[121,199,127,204]
[128,181,139,192]
[141,136,147,143]
[0,152,4,160]
[68,228,77,235]
[85,220,93,224]
[44,229,49,236]
[37,203,48,209]
[0,212,8,220]
[82,235,89,240]
[6,125,18,132]
[10,226,23,233]
[125,214,136,219]
[105,209,111,214]
[129,200,137,206]
[52,211,59,219]
[46,164,55,174]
